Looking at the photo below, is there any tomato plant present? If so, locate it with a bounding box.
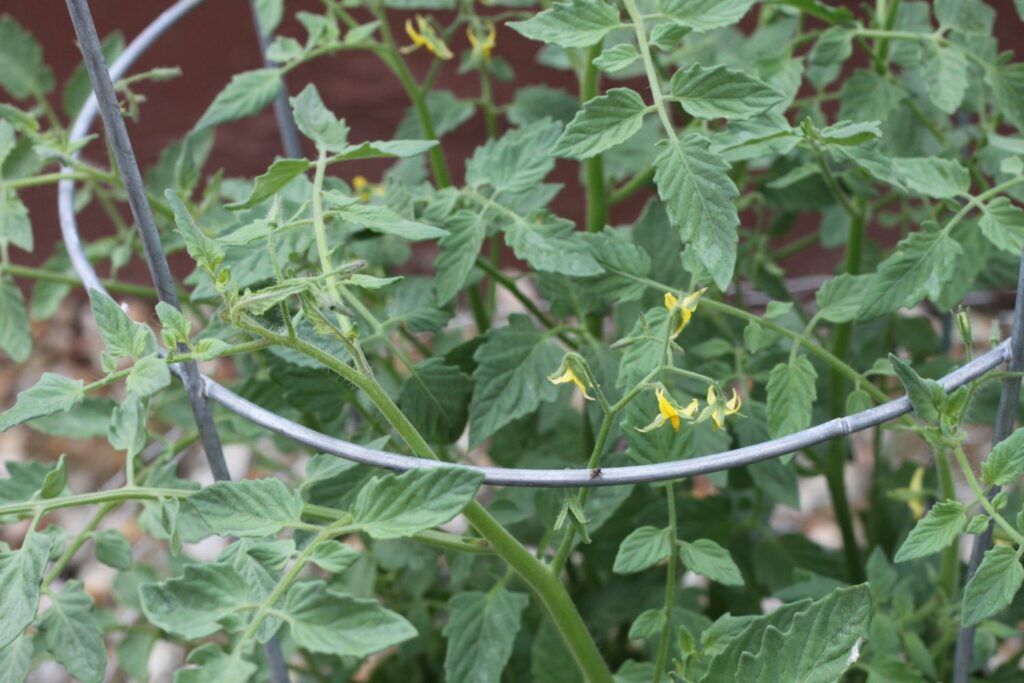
[2,0,1024,681]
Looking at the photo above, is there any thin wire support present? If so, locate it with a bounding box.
[62,2,289,681]
[249,0,303,159]
[56,1,1020,489]
[952,243,1024,682]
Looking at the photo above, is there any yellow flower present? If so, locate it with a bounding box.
[467,22,497,60]
[404,15,453,60]
[548,366,593,400]
[705,385,741,430]
[664,288,706,337]
[638,388,698,433]
[907,466,926,519]
[351,175,385,203]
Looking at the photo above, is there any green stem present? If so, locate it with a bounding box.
[581,43,607,339]
[0,263,159,299]
[623,0,677,141]
[935,446,960,600]
[953,446,1024,547]
[0,171,109,189]
[43,502,116,587]
[238,318,613,682]
[653,482,677,683]
[608,167,655,206]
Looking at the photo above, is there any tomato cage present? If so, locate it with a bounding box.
[58,0,1024,680]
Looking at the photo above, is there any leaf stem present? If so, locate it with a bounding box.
[623,0,677,141]
[0,263,159,299]
[952,445,1024,547]
[652,482,677,683]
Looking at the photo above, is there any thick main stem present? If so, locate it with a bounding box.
[652,483,677,683]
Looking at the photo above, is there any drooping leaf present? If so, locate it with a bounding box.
[283,579,417,656]
[668,64,783,120]
[508,0,622,49]
[443,587,530,683]
[337,203,448,240]
[986,62,1024,133]
[465,120,563,195]
[679,538,744,586]
[653,133,739,290]
[0,16,55,100]
[892,157,970,199]
[94,529,134,571]
[165,191,225,275]
[805,26,853,88]
[139,563,252,640]
[88,289,154,359]
[38,581,107,683]
[658,0,757,32]
[194,68,282,130]
[0,373,85,433]
[815,274,869,323]
[981,426,1024,486]
[502,213,603,277]
[553,88,648,160]
[889,354,945,424]
[353,467,484,539]
[894,500,966,562]
[186,478,303,538]
[766,357,818,439]
[0,632,32,683]
[594,43,639,73]
[434,210,487,305]
[309,542,360,574]
[289,83,350,151]
[0,532,51,648]
[174,645,257,683]
[398,359,473,444]
[961,546,1024,626]
[225,158,310,210]
[613,526,671,574]
[469,315,565,445]
[126,355,171,398]
[978,197,1024,255]
[0,277,31,363]
[858,227,962,319]
[922,43,967,114]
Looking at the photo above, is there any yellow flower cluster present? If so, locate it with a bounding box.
[467,23,496,61]
[636,385,741,433]
[351,175,384,203]
[664,288,706,337]
[404,15,453,60]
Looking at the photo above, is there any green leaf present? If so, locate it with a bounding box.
[858,227,962,319]
[668,64,783,120]
[443,587,529,683]
[253,0,283,35]
[88,289,153,359]
[187,478,303,538]
[194,68,282,130]
[63,32,124,118]
[108,395,146,464]
[838,69,903,122]
[225,158,310,210]
[806,26,852,88]
[38,581,107,683]
[353,467,484,539]
[981,427,1024,486]
[766,357,818,439]
[978,197,1024,255]
[0,16,55,100]
[0,632,32,683]
[507,0,622,49]
[658,0,757,32]
[0,277,31,362]
[139,563,251,639]
[126,355,171,398]
[922,43,967,114]
[174,645,256,683]
[466,120,563,194]
[38,453,67,499]
[0,531,51,648]
[508,85,580,127]
[117,629,155,681]
[336,203,448,240]
[328,139,438,162]
[396,90,474,139]
[986,62,1024,133]
[0,373,85,433]
[469,315,564,445]
[679,538,743,586]
[502,213,604,277]
[0,191,32,254]
[962,546,1024,626]
[889,354,946,424]
[94,529,133,571]
[553,88,648,160]
[815,274,869,323]
[398,359,472,444]
[894,500,966,562]
[594,43,639,73]
[289,83,350,151]
[579,228,652,303]
[934,0,994,35]
[892,157,970,199]
[283,580,416,656]
[735,585,871,681]
[613,526,671,574]
[309,542,360,573]
[653,133,739,290]
[165,191,225,275]
[434,211,486,304]
[816,120,882,146]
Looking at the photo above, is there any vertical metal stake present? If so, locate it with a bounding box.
[249,0,302,159]
[64,1,289,679]
[953,242,1024,681]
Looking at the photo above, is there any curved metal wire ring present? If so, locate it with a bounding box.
[56,0,1014,487]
